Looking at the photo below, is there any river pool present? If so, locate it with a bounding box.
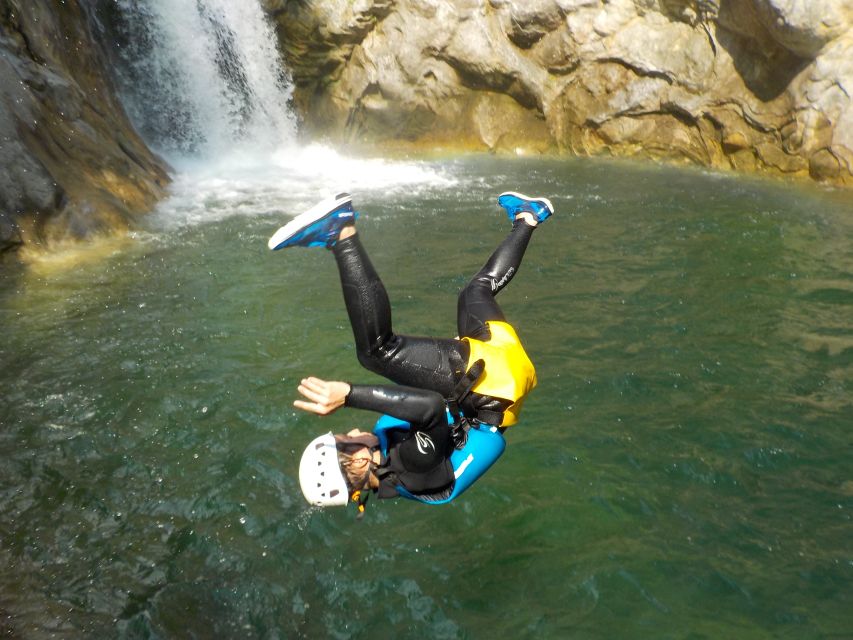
[1,153,851,639]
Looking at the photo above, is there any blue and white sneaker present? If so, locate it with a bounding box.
[268,193,358,250]
[498,192,554,224]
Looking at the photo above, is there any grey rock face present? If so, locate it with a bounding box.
[0,0,169,257]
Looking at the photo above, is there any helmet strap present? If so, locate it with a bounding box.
[352,489,370,520]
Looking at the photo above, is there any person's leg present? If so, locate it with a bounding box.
[456,219,536,340]
[333,229,468,396]
[331,227,392,359]
[456,192,553,340]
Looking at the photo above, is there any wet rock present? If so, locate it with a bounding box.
[0,0,169,257]
[751,0,851,58]
[267,0,853,185]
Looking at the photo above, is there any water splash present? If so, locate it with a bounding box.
[148,144,458,230]
[101,0,458,232]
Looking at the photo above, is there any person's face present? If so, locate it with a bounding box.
[344,429,373,467]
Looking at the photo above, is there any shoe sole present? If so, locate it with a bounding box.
[268,192,353,250]
[498,191,554,216]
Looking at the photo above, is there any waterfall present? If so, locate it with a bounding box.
[104,0,296,159]
[93,0,453,231]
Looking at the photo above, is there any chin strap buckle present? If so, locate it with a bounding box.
[351,489,370,520]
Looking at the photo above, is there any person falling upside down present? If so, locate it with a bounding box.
[268,191,554,516]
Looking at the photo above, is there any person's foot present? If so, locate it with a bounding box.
[268,193,357,250]
[498,192,554,224]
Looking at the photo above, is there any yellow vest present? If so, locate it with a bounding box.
[462,321,536,426]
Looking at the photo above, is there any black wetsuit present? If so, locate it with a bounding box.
[332,220,535,415]
[331,220,536,498]
[345,384,453,498]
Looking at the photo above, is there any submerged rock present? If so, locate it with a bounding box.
[0,0,169,257]
[267,0,853,185]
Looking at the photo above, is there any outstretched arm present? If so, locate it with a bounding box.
[293,376,447,431]
[346,384,447,432]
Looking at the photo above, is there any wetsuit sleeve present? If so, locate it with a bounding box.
[345,384,447,433]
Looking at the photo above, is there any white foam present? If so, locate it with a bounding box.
[149,144,458,230]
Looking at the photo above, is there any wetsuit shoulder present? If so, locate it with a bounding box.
[347,384,454,497]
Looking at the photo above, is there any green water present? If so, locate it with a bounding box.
[1,156,851,639]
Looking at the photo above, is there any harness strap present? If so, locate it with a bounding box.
[475,409,504,426]
[446,358,486,421]
[446,358,504,427]
[444,359,487,449]
[456,358,485,400]
[374,465,398,484]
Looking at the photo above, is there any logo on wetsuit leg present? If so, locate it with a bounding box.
[490,267,515,292]
[415,432,435,455]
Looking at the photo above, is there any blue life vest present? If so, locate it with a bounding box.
[373,411,506,505]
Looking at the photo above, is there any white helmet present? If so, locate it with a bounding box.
[299,433,349,507]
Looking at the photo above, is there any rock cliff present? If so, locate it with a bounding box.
[0,0,169,256]
[267,0,853,185]
[1,0,850,259]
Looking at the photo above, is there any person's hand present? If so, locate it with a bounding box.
[293,377,351,416]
